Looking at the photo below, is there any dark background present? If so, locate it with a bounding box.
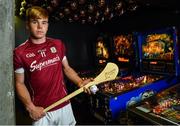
[15,0,180,70]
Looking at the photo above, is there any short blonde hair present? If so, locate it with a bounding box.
[26,6,49,21]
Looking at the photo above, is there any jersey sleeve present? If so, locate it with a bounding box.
[61,42,66,60]
[13,49,24,73]
[56,39,66,61]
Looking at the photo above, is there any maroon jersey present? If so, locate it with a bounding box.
[14,37,69,111]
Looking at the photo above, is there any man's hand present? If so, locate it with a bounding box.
[26,104,46,121]
[78,78,94,94]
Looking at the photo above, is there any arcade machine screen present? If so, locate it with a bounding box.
[95,36,109,65]
[113,34,136,69]
[140,31,175,74]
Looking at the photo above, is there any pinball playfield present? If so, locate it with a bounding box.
[128,83,180,125]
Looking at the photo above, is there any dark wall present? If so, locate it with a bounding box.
[15,17,100,70]
[98,8,180,34]
[15,16,27,46]
[48,21,100,69]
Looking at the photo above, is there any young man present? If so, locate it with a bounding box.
[14,6,92,125]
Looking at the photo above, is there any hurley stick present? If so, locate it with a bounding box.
[44,62,119,112]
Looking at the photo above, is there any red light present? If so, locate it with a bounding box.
[150,61,157,64]
[118,57,129,62]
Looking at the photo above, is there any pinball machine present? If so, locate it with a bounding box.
[127,83,180,125]
[88,27,180,124]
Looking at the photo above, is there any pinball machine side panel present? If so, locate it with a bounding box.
[109,76,180,120]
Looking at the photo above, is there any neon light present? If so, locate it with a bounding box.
[118,57,129,62]
[150,61,157,64]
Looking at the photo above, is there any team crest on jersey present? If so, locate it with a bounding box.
[50,47,57,53]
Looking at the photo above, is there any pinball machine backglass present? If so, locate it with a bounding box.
[112,33,138,74]
[138,26,180,75]
[95,35,110,65]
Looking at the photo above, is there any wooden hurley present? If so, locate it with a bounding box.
[44,62,119,112]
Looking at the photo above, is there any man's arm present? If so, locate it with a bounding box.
[15,72,45,120]
[62,57,92,93]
